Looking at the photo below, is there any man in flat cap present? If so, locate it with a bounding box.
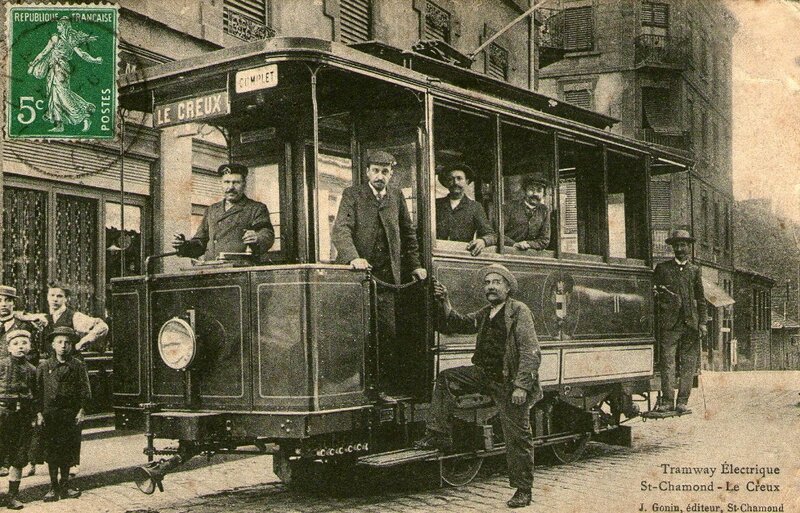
[502,175,551,251]
[172,163,275,261]
[435,163,496,256]
[654,229,706,414]
[415,264,541,508]
[332,150,427,396]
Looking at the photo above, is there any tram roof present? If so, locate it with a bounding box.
[119,37,692,169]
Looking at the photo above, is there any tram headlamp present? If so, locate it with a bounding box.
[158,318,197,370]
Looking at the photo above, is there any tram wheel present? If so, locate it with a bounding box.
[440,456,483,486]
[542,402,591,464]
[546,434,589,464]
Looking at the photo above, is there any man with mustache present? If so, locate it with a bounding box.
[172,163,274,262]
[653,230,707,414]
[332,150,426,397]
[502,175,551,251]
[435,163,496,256]
[414,264,541,508]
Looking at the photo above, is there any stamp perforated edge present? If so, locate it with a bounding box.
[4,2,120,142]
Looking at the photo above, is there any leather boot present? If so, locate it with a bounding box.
[506,488,532,508]
[42,487,59,502]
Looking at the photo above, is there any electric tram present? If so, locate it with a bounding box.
[110,37,693,493]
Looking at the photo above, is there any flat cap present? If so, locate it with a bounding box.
[46,326,79,343]
[217,163,249,177]
[366,150,396,166]
[480,264,518,294]
[0,285,17,299]
[5,329,31,342]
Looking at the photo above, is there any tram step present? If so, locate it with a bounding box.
[357,448,439,468]
[641,409,692,420]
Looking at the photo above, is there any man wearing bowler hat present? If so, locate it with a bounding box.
[435,163,496,256]
[654,229,707,414]
[414,264,541,508]
[332,150,427,396]
[172,163,275,261]
[502,175,551,251]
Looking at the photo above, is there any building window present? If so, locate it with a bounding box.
[223,0,273,42]
[424,1,452,42]
[724,203,731,252]
[650,179,671,256]
[486,43,509,81]
[641,2,668,38]
[564,88,592,109]
[701,191,709,244]
[714,200,721,247]
[340,0,372,45]
[563,6,594,52]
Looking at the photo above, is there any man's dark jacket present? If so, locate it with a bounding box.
[440,298,542,401]
[654,259,706,331]
[179,195,274,261]
[435,196,496,244]
[502,200,551,250]
[332,184,421,285]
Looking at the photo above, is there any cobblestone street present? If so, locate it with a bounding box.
[14,371,799,513]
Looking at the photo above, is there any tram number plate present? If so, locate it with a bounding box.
[236,64,279,93]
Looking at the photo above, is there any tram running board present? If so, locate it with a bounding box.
[641,409,692,420]
[357,448,439,468]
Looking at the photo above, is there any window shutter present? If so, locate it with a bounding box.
[486,43,509,80]
[340,0,372,44]
[650,180,671,227]
[562,178,578,234]
[224,0,270,41]
[563,7,593,51]
[642,3,669,28]
[564,89,592,109]
[224,0,267,23]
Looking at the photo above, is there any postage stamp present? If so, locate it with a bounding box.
[5,4,118,140]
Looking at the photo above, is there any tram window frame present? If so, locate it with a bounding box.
[498,120,556,259]
[605,151,649,264]
[431,103,498,255]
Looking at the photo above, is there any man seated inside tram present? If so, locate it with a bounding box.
[171,163,275,262]
[501,175,551,251]
[435,163,496,256]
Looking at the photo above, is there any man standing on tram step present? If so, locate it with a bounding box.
[501,175,551,251]
[331,150,427,398]
[435,163,496,256]
[37,327,90,503]
[172,163,275,262]
[27,284,109,478]
[653,229,707,414]
[414,264,541,509]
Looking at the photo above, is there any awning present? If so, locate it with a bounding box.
[702,278,735,308]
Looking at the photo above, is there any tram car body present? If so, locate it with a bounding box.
[112,37,692,489]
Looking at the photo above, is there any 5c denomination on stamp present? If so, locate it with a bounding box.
[5,3,118,140]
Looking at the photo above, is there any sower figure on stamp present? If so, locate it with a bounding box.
[0,330,39,510]
[37,327,91,502]
[435,163,496,256]
[654,230,707,414]
[414,264,542,509]
[331,150,427,398]
[172,163,275,262]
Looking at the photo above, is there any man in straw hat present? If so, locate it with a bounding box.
[654,229,707,414]
[435,163,496,256]
[0,329,38,509]
[414,264,542,508]
[172,163,275,262]
[37,327,90,502]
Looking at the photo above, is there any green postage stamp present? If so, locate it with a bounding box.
[6,4,118,140]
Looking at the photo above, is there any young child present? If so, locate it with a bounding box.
[0,330,38,509]
[36,327,90,502]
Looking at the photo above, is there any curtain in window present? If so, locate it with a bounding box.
[55,195,99,315]
[2,187,48,312]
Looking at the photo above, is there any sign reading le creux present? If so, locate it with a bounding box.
[154,91,230,128]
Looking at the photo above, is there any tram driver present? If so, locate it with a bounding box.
[172,163,275,262]
[414,264,541,509]
[501,175,551,251]
[435,163,496,256]
[331,150,427,398]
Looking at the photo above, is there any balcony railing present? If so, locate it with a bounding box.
[640,128,692,151]
[223,6,276,42]
[635,34,688,69]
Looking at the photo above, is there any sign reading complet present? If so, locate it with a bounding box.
[235,64,278,93]
[154,91,230,128]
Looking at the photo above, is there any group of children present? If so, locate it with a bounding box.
[0,285,95,509]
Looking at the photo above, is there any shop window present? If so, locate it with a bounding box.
[105,202,143,284]
[563,6,594,52]
[54,194,99,314]
[340,0,372,44]
[500,121,555,256]
[2,187,48,313]
[558,138,604,257]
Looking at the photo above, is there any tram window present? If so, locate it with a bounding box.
[248,163,283,252]
[606,152,648,261]
[318,150,353,263]
[433,105,496,252]
[558,139,604,258]
[500,122,555,255]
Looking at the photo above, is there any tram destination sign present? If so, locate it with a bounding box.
[236,64,278,93]
[154,91,230,128]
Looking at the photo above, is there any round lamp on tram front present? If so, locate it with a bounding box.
[158,318,197,370]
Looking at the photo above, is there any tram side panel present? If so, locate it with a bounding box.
[112,277,148,429]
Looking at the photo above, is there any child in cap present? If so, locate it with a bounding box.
[36,327,90,502]
[0,330,38,509]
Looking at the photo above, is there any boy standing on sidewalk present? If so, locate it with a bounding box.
[37,327,90,502]
[0,330,39,509]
